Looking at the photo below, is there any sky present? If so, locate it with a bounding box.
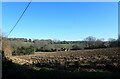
[2,2,118,41]
[1,0,120,2]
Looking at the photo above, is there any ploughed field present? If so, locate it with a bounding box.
[10,47,120,72]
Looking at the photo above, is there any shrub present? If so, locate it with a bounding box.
[12,46,34,56]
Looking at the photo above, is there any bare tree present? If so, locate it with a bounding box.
[0,31,13,57]
[84,36,96,48]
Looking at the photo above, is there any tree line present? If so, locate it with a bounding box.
[1,35,120,56]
